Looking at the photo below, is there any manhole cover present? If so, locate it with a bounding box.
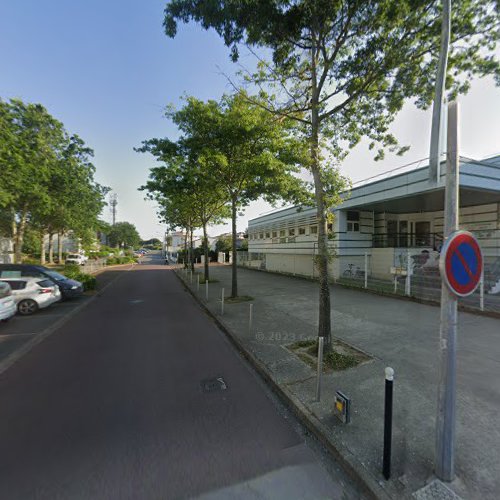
[201,376,228,393]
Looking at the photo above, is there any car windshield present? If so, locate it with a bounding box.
[44,271,67,281]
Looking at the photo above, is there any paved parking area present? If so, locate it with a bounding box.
[0,296,92,365]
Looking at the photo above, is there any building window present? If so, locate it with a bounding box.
[259,232,264,239]
[265,231,270,238]
[279,230,285,237]
[347,211,360,232]
[272,231,277,238]
[288,228,295,236]
[310,225,318,234]
[298,227,306,235]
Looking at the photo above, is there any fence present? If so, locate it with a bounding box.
[238,233,500,314]
[81,258,107,275]
[336,244,500,314]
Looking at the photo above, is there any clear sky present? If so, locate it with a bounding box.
[1,1,499,240]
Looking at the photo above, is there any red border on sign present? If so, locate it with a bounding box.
[443,232,482,296]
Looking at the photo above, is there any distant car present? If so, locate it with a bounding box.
[0,265,84,299]
[0,281,16,322]
[0,277,61,315]
[65,253,88,265]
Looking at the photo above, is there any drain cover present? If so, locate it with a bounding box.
[201,376,228,393]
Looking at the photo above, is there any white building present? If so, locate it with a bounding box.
[245,155,500,294]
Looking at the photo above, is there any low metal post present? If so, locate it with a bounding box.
[248,303,253,334]
[315,337,324,401]
[383,367,394,480]
[205,280,208,301]
[394,275,398,294]
[480,270,484,311]
[221,288,224,315]
[364,253,368,289]
[197,274,200,292]
[406,250,411,296]
[190,269,193,284]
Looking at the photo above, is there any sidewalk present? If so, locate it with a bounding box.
[177,265,500,499]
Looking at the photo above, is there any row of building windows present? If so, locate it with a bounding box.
[250,223,357,240]
[249,211,361,240]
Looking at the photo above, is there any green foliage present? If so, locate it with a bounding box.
[107,222,141,249]
[106,256,137,265]
[215,235,232,253]
[163,0,499,342]
[62,265,97,291]
[0,98,108,262]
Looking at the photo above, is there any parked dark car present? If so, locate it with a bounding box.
[0,265,84,299]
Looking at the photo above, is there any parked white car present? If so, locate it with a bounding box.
[0,277,61,315]
[65,253,88,265]
[0,281,16,322]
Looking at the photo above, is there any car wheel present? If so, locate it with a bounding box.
[17,299,39,316]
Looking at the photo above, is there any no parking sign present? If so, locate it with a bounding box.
[439,230,483,297]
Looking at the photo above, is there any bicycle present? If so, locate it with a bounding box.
[342,263,365,279]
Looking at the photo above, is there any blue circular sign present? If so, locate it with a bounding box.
[440,231,483,297]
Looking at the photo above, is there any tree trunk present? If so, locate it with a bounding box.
[14,207,28,264]
[190,226,194,272]
[310,44,332,351]
[48,233,54,264]
[203,221,209,282]
[58,232,63,263]
[230,196,238,298]
[183,230,188,268]
[40,231,46,265]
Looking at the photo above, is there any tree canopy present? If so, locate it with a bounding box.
[164,0,500,347]
[0,98,109,262]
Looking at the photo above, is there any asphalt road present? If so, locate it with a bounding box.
[0,253,360,499]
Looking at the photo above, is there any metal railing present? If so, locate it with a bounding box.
[373,232,444,249]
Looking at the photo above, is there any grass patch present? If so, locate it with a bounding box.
[288,338,370,372]
[225,295,254,303]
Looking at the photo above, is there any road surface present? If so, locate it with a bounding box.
[0,253,361,499]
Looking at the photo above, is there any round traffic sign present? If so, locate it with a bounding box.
[439,230,483,297]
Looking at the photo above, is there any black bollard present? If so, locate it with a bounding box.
[383,367,394,480]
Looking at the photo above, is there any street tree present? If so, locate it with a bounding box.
[164,0,500,348]
[107,222,141,249]
[164,93,308,297]
[138,101,233,281]
[0,99,66,262]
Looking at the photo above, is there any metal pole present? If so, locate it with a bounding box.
[383,367,394,480]
[436,101,459,482]
[315,337,324,401]
[197,274,200,292]
[429,0,451,183]
[221,288,225,315]
[480,270,484,311]
[190,269,193,284]
[364,252,368,289]
[205,280,208,301]
[406,250,411,296]
[394,274,398,294]
[248,303,253,334]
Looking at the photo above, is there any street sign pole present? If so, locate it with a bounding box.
[436,101,459,481]
[429,0,451,183]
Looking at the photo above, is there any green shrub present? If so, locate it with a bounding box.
[62,266,97,291]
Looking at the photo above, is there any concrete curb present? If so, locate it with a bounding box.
[0,264,135,376]
[174,270,392,500]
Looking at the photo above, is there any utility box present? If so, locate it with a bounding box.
[334,391,351,424]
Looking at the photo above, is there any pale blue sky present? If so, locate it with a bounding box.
[1,1,499,239]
